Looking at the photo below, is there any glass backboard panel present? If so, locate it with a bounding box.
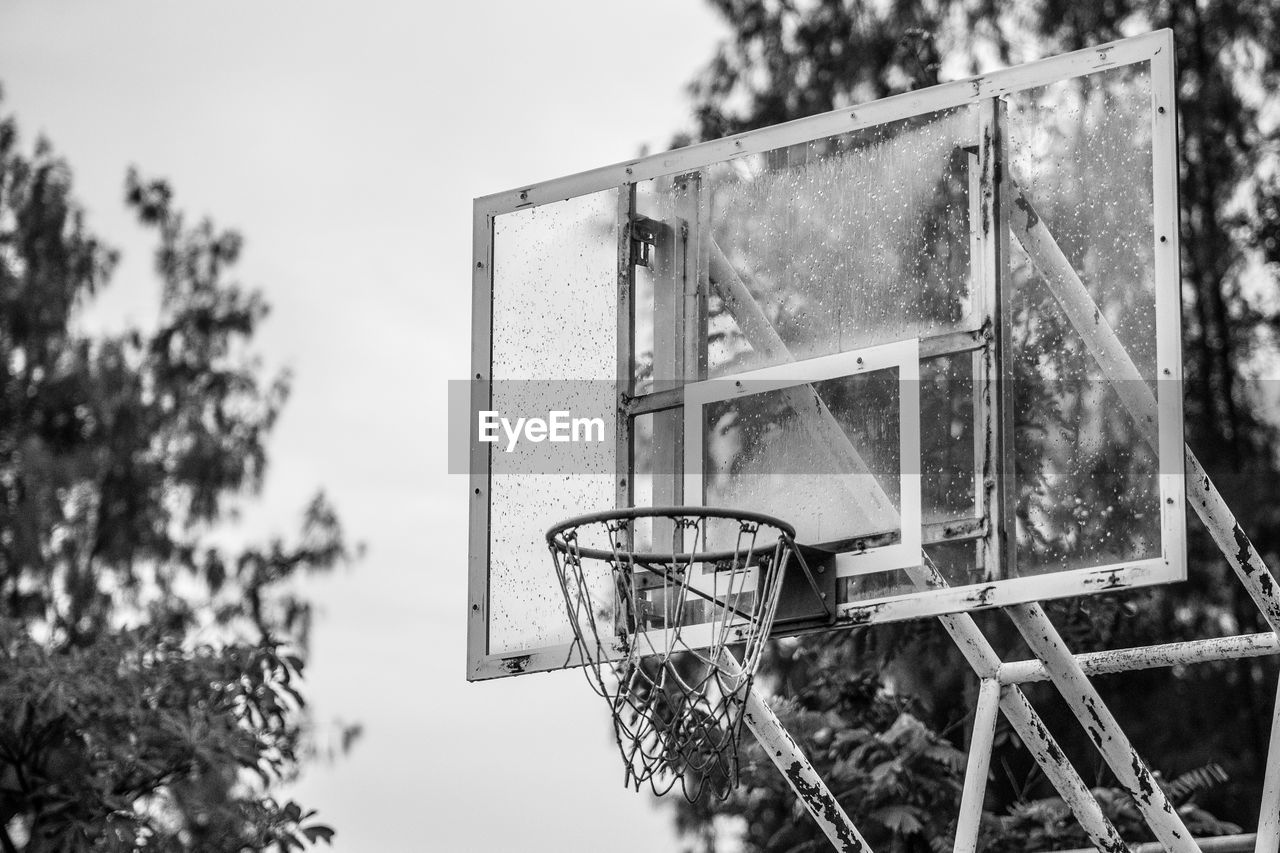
[706,106,977,377]
[488,189,618,655]
[1005,61,1164,577]
[469,32,1183,680]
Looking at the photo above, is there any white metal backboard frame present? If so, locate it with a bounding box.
[468,29,1184,681]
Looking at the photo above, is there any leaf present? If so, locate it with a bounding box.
[302,825,336,845]
[878,712,929,751]
[871,804,925,835]
[1165,763,1229,804]
[923,741,966,772]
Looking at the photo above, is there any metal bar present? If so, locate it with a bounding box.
[1006,603,1199,852]
[954,678,1001,853]
[652,191,682,393]
[1000,632,1280,685]
[998,684,1130,852]
[1186,449,1280,633]
[651,184,682,531]
[919,327,986,358]
[978,95,1015,583]
[833,556,1167,627]
[467,203,496,679]
[966,144,992,585]
[706,238,790,367]
[813,516,985,553]
[619,328,985,417]
[742,684,874,853]
[690,171,710,384]
[617,185,636,519]
[905,561,1130,852]
[1254,673,1280,852]
[621,384,684,416]
[1054,835,1257,853]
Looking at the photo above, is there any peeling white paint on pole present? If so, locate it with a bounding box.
[954,678,1002,853]
[1007,604,1199,853]
[741,684,873,853]
[999,632,1280,685]
[910,561,1128,852]
[999,686,1129,853]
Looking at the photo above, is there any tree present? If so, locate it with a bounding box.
[0,87,354,850]
[669,1,1280,848]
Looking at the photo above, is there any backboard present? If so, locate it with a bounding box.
[467,30,1184,681]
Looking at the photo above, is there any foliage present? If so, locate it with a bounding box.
[669,0,1280,848]
[982,765,1241,852]
[0,87,352,850]
[686,641,965,853]
[0,626,332,851]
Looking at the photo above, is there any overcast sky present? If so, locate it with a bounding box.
[0,2,728,849]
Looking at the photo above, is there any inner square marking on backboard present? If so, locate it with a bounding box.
[683,339,922,580]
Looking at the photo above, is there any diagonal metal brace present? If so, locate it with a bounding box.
[717,649,873,852]
[741,686,874,853]
[1007,604,1198,852]
[913,565,1131,853]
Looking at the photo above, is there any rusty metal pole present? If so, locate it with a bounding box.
[742,684,874,853]
[1006,603,1199,852]
[904,555,1133,850]
[927,609,1130,852]
[716,649,872,852]
[954,677,1001,853]
[1185,449,1280,632]
[999,632,1280,684]
[997,685,1130,853]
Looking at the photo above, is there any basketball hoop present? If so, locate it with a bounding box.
[547,506,801,802]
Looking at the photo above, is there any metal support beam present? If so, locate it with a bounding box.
[999,632,1280,685]
[910,565,1130,852]
[1185,449,1280,633]
[954,678,1001,853]
[999,685,1130,852]
[1056,835,1257,853]
[1006,603,1199,852]
[742,684,873,853]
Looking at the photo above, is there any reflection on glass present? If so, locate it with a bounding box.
[630,408,683,551]
[707,107,977,376]
[920,354,977,524]
[702,368,902,551]
[1006,62,1162,575]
